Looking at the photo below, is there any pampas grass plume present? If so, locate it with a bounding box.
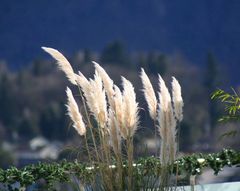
[86,71,108,127]
[42,47,77,85]
[122,77,139,138]
[158,75,177,163]
[172,77,184,122]
[93,62,115,107]
[140,68,157,119]
[158,75,171,110]
[76,71,90,93]
[66,87,86,136]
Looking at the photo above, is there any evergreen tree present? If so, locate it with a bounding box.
[137,53,148,71]
[83,49,92,64]
[18,114,38,139]
[0,74,17,136]
[147,52,167,76]
[204,52,219,136]
[100,41,129,66]
[31,60,54,76]
[39,103,69,140]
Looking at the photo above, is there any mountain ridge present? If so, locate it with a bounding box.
[0,0,240,83]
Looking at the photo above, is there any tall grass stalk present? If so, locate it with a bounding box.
[77,85,100,163]
[140,68,158,157]
[43,47,183,190]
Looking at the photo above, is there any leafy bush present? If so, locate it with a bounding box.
[212,88,240,137]
[0,149,239,190]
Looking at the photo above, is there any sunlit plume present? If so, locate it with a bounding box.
[66,87,86,136]
[121,77,139,139]
[42,47,77,85]
[171,77,184,122]
[158,75,177,164]
[140,68,157,120]
[93,61,115,108]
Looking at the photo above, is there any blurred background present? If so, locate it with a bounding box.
[0,0,240,182]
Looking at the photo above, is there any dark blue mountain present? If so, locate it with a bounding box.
[0,0,240,82]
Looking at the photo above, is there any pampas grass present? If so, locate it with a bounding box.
[42,47,77,85]
[43,47,184,190]
[76,71,90,92]
[121,77,139,139]
[140,68,157,120]
[172,77,184,122]
[140,69,183,164]
[88,71,108,128]
[158,75,177,164]
[140,68,159,157]
[112,85,124,129]
[93,61,115,108]
[66,87,86,136]
[76,70,108,128]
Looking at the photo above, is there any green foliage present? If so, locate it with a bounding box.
[0,149,239,190]
[175,148,240,176]
[212,88,240,122]
[211,88,240,139]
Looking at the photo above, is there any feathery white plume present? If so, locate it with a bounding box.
[140,68,157,119]
[93,62,115,107]
[157,93,167,138]
[112,84,127,139]
[158,75,176,137]
[42,47,77,85]
[158,75,177,164]
[113,85,124,126]
[108,109,121,155]
[66,87,86,136]
[75,71,90,93]
[84,71,108,127]
[171,77,184,122]
[158,75,171,111]
[121,77,139,138]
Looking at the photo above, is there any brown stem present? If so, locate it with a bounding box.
[127,136,133,191]
[84,134,92,163]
